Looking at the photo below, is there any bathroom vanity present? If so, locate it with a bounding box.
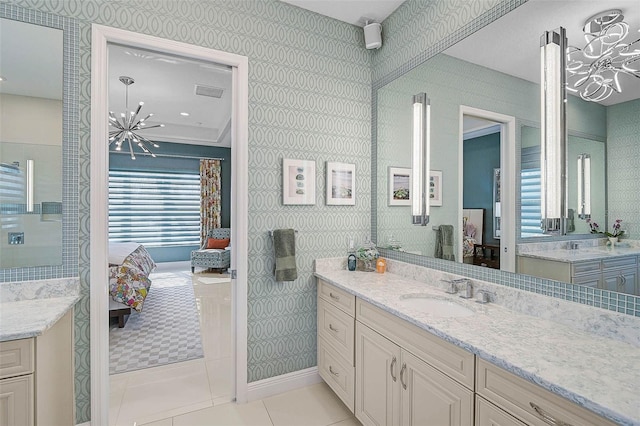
[517,246,640,295]
[315,261,639,426]
[0,281,78,426]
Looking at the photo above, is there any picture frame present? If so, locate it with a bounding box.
[282,158,316,205]
[429,170,443,207]
[326,161,355,205]
[388,167,411,206]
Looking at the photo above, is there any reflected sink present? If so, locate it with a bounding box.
[398,294,474,317]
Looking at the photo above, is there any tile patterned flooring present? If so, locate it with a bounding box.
[109,262,360,426]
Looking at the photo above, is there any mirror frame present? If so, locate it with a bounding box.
[370,0,640,315]
[0,4,79,282]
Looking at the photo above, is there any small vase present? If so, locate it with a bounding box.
[362,259,376,272]
[608,236,618,247]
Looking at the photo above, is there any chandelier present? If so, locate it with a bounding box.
[109,76,164,159]
[566,9,640,102]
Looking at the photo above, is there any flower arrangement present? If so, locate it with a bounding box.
[586,218,624,238]
[356,245,379,261]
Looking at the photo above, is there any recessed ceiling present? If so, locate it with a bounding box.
[279,0,405,26]
[108,44,233,147]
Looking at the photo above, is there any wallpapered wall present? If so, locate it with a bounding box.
[6,0,371,421]
[607,99,640,239]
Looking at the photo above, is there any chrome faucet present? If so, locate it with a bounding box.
[458,279,473,299]
[441,278,468,294]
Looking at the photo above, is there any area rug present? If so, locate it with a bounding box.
[109,274,204,374]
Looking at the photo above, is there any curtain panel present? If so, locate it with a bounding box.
[200,159,222,244]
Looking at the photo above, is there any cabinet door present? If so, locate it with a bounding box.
[355,322,401,426]
[571,272,601,289]
[476,396,526,426]
[602,268,637,295]
[401,350,473,426]
[0,375,33,426]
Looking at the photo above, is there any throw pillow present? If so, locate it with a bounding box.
[207,238,230,249]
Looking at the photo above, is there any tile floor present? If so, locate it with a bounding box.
[109,262,361,426]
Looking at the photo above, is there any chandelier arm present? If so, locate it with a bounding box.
[127,138,136,160]
[134,134,160,149]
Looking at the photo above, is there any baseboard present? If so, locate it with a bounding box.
[246,367,322,401]
[76,422,91,426]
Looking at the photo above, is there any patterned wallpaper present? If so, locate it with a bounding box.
[607,99,640,239]
[5,0,370,422]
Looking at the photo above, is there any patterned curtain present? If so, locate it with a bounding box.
[199,159,222,244]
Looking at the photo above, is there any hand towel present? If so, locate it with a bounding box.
[434,225,455,261]
[273,229,297,281]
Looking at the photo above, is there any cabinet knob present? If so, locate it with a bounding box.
[329,366,339,377]
[328,323,339,332]
[329,292,340,301]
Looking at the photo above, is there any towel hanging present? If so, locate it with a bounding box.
[434,224,455,261]
[272,229,298,281]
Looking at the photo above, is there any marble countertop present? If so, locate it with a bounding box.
[518,245,640,263]
[314,268,640,426]
[0,295,79,341]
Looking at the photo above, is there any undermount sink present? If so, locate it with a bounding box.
[397,294,474,317]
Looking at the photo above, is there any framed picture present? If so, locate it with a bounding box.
[429,170,442,207]
[326,162,355,205]
[388,167,411,206]
[282,158,316,205]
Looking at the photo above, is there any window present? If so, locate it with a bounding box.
[109,170,201,246]
[520,146,543,237]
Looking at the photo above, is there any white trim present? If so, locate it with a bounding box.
[458,106,516,272]
[90,24,249,424]
[246,367,323,402]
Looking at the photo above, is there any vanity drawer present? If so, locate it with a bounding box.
[318,280,355,316]
[0,339,34,380]
[571,261,601,276]
[602,256,637,270]
[318,298,355,365]
[476,358,617,426]
[318,336,354,412]
[356,298,474,389]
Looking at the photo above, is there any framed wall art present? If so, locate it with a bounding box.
[326,161,355,205]
[429,170,443,207]
[282,158,316,205]
[388,167,411,206]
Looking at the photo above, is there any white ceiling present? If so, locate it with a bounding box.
[108,45,233,147]
[279,0,405,26]
[445,0,640,107]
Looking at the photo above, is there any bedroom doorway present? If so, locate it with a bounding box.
[90,25,248,424]
[458,106,516,272]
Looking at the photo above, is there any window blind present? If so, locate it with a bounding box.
[109,170,201,246]
[521,146,543,237]
[0,164,24,229]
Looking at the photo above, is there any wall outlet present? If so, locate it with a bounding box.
[8,232,24,245]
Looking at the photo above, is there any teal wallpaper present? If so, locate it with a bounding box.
[607,99,640,239]
[4,0,370,422]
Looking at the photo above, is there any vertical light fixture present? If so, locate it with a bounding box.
[540,28,568,234]
[411,93,430,225]
[577,153,591,219]
[26,159,34,213]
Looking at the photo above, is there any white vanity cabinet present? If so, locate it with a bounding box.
[354,298,474,426]
[517,254,639,295]
[317,280,356,412]
[0,309,74,426]
[476,358,617,426]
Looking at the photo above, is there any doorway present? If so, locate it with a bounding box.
[458,106,516,272]
[90,25,249,425]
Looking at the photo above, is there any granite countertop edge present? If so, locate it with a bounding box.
[519,247,640,263]
[314,270,639,426]
[0,295,80,342]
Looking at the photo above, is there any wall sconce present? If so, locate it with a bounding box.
[540,28,568,235]
[577,153,591,219]
[26,159,34,213]
[411,93,430,226]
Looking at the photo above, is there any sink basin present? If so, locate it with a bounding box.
[397,294,474,317]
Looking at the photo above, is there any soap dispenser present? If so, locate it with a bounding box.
[347,238,357,271]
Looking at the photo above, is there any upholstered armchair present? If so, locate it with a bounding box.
[191,228,231,273]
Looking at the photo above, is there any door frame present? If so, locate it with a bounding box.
[458,106,516,272]
[90,24,249,425]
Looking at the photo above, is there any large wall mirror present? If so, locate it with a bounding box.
[0,6,79,281]
[374,0,638,288]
